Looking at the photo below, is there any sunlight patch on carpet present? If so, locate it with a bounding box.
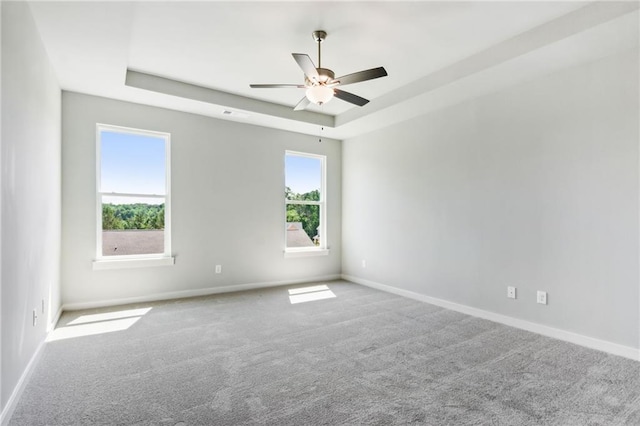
[288,284,336,304]
[67,307,152,325]
[47,307,152,341]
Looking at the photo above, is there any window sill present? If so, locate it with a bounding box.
[93,256,175,270]
[284,249,329,258]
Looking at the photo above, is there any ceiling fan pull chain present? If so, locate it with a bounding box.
[319,104,324,142]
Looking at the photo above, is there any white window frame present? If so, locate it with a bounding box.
[284,150,328,257]
[93,124,173,270]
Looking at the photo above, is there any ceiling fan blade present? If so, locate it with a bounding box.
[334,89,369,107]
[294,96,311,111]
[250,84,305,88]
[292,53,319,81]
[334,67,387,86]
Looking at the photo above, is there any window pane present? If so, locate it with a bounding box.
[100,130,166,195]
[285,155,321,201]
[286,204,320,248]
[101,195,165,256]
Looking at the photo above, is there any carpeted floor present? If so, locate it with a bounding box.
[9,280,640,425]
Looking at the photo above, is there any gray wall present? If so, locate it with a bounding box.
[1,1,61,412]
[342,48,639,350]
[62,93,341,306]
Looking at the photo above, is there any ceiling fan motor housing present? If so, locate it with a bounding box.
[306,68,335,86]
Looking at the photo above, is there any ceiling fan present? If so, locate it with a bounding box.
[250,30,388,111]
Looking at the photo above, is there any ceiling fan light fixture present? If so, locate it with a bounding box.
[305,85,334,105]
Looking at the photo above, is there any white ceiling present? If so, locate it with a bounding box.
[28,1,639,139]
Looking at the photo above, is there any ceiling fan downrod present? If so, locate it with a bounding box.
[312,30,326,69]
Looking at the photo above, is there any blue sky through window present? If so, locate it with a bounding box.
[101,130,166,199]
[285,155,321,195]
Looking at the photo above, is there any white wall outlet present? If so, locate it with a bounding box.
[215,265,222,274]
[537,291,547,305]
[361,260,366,268]
[42,299,45,314]
[507,286,516,299]
[32,309,38,326]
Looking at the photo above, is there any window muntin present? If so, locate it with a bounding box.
[97,124,171,259]
[285,151,326,251]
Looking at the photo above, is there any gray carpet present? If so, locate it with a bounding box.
[9,280,640,425]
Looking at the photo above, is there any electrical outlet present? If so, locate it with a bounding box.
[32,309,38,326]
[42,299,45,314]
[215,265,222,274]
[537,291,547,305]
[507,286,516,299]
[362,260,366,268]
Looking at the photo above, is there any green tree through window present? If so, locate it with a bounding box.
[98,124,170,257]
[285,152,325,249]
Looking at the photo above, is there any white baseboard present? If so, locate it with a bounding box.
[0,339,46,426]
[342,274,640,362]
[48,305,63,332]
[1,303,62,424]
[62,274,343,311]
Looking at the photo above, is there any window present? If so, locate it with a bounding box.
[285,151,327,255]
[95,124,171,266]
